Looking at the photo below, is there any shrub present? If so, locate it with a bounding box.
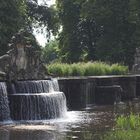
[71,63,85,76]
[48,62,128,77]
[102,114,140,140]
[116,113,140,130]
[110,64,129,75]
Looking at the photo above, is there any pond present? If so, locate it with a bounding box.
[1,101,139,140]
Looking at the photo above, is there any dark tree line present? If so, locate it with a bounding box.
[1,0,140,68]
[55,0,140,67]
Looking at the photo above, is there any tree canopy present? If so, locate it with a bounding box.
[0,0,58,55]
[1,0,140,67]
[56,0,140,67]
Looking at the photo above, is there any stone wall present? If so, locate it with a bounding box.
[58,75,138,110]
[58,78,90,110]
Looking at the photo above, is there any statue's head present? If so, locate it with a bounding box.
[9,29,41,50]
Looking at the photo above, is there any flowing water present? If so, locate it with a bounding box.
[0,82,11,121]
[0,79,140,140]
[9,79,67,120]
[1,102,140,140]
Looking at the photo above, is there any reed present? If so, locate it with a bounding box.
[48,62,128,76]
[102,114,140,140]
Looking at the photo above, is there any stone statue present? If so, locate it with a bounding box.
[0,30,48,80]
[132,47,140,73]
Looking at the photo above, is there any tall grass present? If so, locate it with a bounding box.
[102,130,140,140]
[102,114,140,140]
[116,113,140,130]
[48,62,128,76]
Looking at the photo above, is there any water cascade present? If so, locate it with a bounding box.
[0,82,11,121]
[9,79,67,120]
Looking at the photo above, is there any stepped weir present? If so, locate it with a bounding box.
[9,79,67,120]
[0,79,67,121]
[9,80,66,120]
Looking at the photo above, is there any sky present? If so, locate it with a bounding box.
[34,0,56,46]
[38,0,55,6]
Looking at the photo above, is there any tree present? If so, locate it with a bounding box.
[41,40,59,63]
[57,0,139,67]
[0,0,58,55]
[130,0,140,57]
[56,0,86,63]
[0,0,27,55]
[80,0,136,67]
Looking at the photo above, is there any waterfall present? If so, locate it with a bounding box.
[51,79,60,91]
[9,79,67,120]
[0,82,11,121]
[12,79,60,94]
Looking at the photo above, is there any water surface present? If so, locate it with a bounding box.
[0,102,139,140]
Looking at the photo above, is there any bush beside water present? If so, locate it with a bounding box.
[102,114,140,140]
[48,62,128,76]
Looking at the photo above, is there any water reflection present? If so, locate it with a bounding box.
[0,130,10,140]
[0,129,107,140]
[1,102,140,140]
[0,129,65,140]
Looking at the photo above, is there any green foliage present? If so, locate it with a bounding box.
[116,113,140,130]
[56,0,140,67]
[56,0,84,63]
[103,129,140,140]
[2,0,140,68]
[0,0,58,55]
[48,62,128,76]
[41,40,59,63]
[84,62,110,76]
[89,0,136,67]
[110,64,129,75]
[48,63,64,76]
[71,63,85,76]
[0,0,27,55]
[102,114,140,140]
[27,1,60,36]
